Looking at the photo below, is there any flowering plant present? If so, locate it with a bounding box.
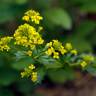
[0,10,95,83]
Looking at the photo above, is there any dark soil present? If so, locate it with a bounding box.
[35,74,96,96]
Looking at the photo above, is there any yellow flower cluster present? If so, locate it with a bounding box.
[80,61,87,68]
[45,40,67,59]
[45,40,78,59]
[26,50,32,56]
[65,43,77,55]
[14,23,44,50]
[0,36,13,51]
[65,43,72,50]
[22,10,43,24]
[80,54,94,68]
[31,72,38,82]
[83,54,94,63]
[21,64,37,82]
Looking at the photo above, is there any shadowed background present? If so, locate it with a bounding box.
[0,0,96,96]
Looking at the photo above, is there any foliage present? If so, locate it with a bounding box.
[0,0,96,96]
[0,9,95,84]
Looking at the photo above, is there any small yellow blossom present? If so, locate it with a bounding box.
[80,61,87,68]
[71,49,77,55]
[83,55,94,62]
[45,47,54,55]
[21,64,37,82]
[59,46,67,55]
[38,26,43,32]
[46,42,52,47]
[22,16,29,21]
[45,40,68,58]
[0,36,13,51]
[53,40,61,49]
[53,52,59,59]
[65,43,72,50]
[60,49,67,55]
[28,64,35,70]
[31,72,38,82]
[26,50,32,56]
[23,10,43,24]
[21,72,26,78]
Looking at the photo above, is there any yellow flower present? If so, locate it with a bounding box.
[28,64,35,70]
[31,15,43,24]
[53,40,61,49]
[22,16,29,21]
[53,52,59,59]
[59,46,67,55]
[45,47,54,55]
[37,38,44,44]
[71,49,77,55]
[38,26,43,32]
[83,55,94,62]
[45,40,68,58]
[46,42,52,47]
[60,49,67,55]
[14,23,44,49]
[26,50,32,56]
[65,43,72,50]
[21,72,26,78]
[80,61,87,68]
[31,72,37,82]
[23,10,43,24]
[0,36,13,51]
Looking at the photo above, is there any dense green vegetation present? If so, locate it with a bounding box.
[0,0,96,96]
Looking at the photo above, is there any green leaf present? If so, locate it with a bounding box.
[38,55,62,69]
[80,3,96,13]
[44,8,72,29]
[0,68,19,86]
[0,5,14,23]
[16,79,35,93]
[86,65,96,76]
[75,20,96,38]
[12,57,34,70]
[37,68,46,83]
[65,36,92,52]
[69,0,96,5]
[15,0,28,5]
[48,67,75,83]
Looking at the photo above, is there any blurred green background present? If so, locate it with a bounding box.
[0,0,96,96]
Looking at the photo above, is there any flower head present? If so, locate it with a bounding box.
[71,49,77,55]
[23,10,43,24]
[0,36,13,51]
[31,72,38,82]
[14,23,44,49]
[80,61,87,68]
[65,43,72,51]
